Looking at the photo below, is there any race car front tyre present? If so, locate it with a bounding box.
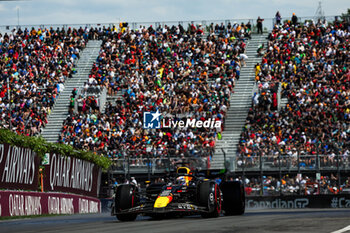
[115,184,138,221]
[220,181,245,215]
[199,182,221,218]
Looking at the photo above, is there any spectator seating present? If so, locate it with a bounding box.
[0,27,88,136]
[59,23,252,160]
[238,19,350,165]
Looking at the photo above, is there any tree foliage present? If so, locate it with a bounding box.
[341,8,350,22]
[0,129,111,170]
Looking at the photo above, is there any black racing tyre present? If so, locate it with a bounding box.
[198,181,222,218]
[115,184,138,221]
[220,181,245,216]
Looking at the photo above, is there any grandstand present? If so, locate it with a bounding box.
[1,15,349,196]
[53,22,255,171]
[237,17,349,170]
[0,27,86,136]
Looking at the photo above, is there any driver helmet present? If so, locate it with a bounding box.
[176,176,187,186]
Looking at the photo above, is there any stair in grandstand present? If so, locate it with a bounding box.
[106,89,126,104]
[41,40,102,143]
[280,98,288,109]
[210,34,268,170]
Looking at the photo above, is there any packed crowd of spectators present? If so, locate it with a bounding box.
[243,174,350,196]
[59,23,252,159]
[238,18,350,166]
[0,27,88,136]
[236,152,350,171]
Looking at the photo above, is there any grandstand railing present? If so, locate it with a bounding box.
[108,148,213,174]
[235,154,350,172]
[107,149,350,173]
[244,185,347,196]
[99,87,107,113]
[1,15,346,34]
[110,157,209,174]
[277,83,282,111]
[79,86,102,97]
[251,81,258,99]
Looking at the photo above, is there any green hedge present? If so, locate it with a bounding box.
[0,129,111,170]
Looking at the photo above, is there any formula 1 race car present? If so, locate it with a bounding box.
[111,167,245,221]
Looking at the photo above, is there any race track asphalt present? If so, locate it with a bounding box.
[1,209,350,233]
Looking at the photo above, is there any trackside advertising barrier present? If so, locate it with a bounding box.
[0,143,102,198]
[0,190,100,217]
[99,195,350,212]
[247,195,350,209]
[43,153,102,197]
[0,144,40,191]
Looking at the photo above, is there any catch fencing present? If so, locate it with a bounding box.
[108,148,213,177]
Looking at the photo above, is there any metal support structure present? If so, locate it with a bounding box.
[278,154,282,195]
[7,77,11,130]
[314,1,325,22]
[242,155,245,186]
[107,170,112,197]
[99,87,107,113]
[155,22,160,29]
[297,146,301,195]
[132,22,137,30]
[277,83,282,111]
[221,148,227,170]
[337,152,341,188]
[127,155,130,181]
[316,152,320,173]
[167,150,171,173]
[260,153,263,196]
[147,152,151,181]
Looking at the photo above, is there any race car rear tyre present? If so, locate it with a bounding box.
[199,182,221,218]
[115,184,138,221]
[220,181,245,215]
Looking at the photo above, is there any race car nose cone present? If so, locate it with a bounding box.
[154,196,173,208]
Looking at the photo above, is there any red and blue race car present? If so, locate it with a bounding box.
[111,167,245,221]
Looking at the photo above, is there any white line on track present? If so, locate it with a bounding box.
[331,225,350,233]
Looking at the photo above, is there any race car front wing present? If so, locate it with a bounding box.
[112,202,208,215]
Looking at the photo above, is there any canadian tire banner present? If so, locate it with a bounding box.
[0,190,100,217]
[43,153,102,197]
[246,195,350,209]
[0,144,39,190]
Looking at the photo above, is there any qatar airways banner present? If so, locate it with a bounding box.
[0,144,39,190]
[0,143,101,197]
[0,190,100,217]
[43,153,102,197]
